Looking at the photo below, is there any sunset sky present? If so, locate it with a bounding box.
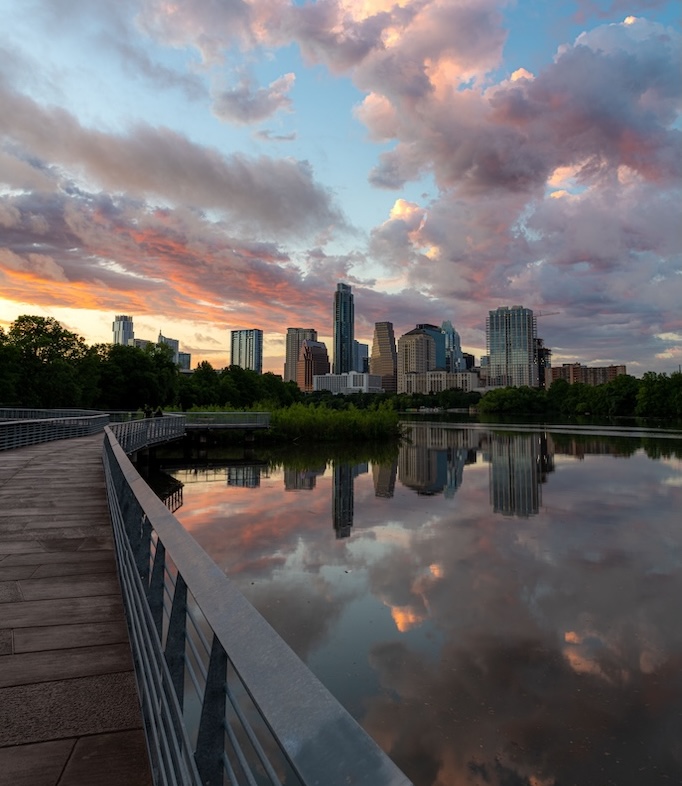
[1,0,680,374]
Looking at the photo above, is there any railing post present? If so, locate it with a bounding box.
[148,539,166,640]
[195,635,227,786]
[165,574,188,709]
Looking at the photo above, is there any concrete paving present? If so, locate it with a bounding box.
[0,434,152,786]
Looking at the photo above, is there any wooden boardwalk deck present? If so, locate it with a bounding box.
[0,434,152,786]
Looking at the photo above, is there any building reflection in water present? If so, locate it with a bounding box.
[284,465,326,491]
[332,461,368,538]
[487,431,555,517]
[398,423,477,497]
[226,465,263,488]
[372,460,398,498]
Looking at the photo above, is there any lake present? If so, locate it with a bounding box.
[145,422,682,786]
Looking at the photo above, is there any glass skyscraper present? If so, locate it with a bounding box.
[230,328,263,374]
[333,283,354,374]
[486,306,538,388]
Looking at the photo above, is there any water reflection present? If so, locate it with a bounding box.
[144,425,682,786]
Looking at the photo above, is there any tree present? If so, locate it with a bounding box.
[2,316,89,407]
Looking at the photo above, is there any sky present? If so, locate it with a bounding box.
[0,0,680,376]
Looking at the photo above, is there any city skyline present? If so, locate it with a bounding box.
[1,2,680,375]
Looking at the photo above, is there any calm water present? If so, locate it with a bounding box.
[147,423,682,786]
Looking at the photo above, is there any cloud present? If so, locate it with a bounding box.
[0,75,343,237]
[212,72,295,124]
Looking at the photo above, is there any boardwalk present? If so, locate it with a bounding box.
[0,434,152,786]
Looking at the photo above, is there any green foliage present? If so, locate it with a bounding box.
[267,401,402,443]
[478,373,679,420]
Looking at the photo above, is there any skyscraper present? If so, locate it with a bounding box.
[158,331,179,364]
[441,320,464,372]
[112,315,134,345]
[486,306,538,388]
[396,327,436,393]
[230,329,263,374]
[284,327,317,383]
[333,283,354,374]
[296,339,330,391]
[369,321,397,393]
[353,341,369,372]
[415,324,446,369]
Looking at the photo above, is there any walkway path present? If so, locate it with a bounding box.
[0,434,152,786]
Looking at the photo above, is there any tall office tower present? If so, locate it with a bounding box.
[230,329,263,374]
[441,321,464,372]
[333,283,354,374]
[353,341,369,372]
[396,327,436,393]
[158,332,180,364]
[369,321,397,393]
[296,339,330,392]
[486,306,539,388]
[112,315,134,345]
[284,327,317,382]
[415,324,446,369]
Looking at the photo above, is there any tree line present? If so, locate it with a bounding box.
[1,316,680,419]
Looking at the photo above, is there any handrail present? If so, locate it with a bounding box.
[111,415,187,453]
[102,425,412,786]
[0,411,109,451]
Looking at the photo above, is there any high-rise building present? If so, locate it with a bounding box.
[178,351,191,372]
[486,306,539,388]
[441,321,464,372]
[397,327,437,393]
[284,328,317,383]
[353,341,369,372]
[158,332,180,364]
[231,329,263,373]
[112,315,134,346]
[370,321,397,393]
[296,339,330,391]
[415,324,446,369]
[333,283,354,374]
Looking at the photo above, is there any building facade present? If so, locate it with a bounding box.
[313,372,383,395]
[369,321,398,393]
[158,332,180,365]
[112,315,134,346]
[549,363,627,386]
[486,306,539,388]
[284,327,317,383]
[441,321,464,372]
[296,340,330,391]
[333,283,354,374]
[400,371,480,395]
[353,341,369,373]
[230,329,263,374]
[397,328,436,393]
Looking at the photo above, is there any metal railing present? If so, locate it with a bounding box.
[112,415,187,454]
[183,411,270,428]
[0,408,109,451]
[103,425,412,786]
